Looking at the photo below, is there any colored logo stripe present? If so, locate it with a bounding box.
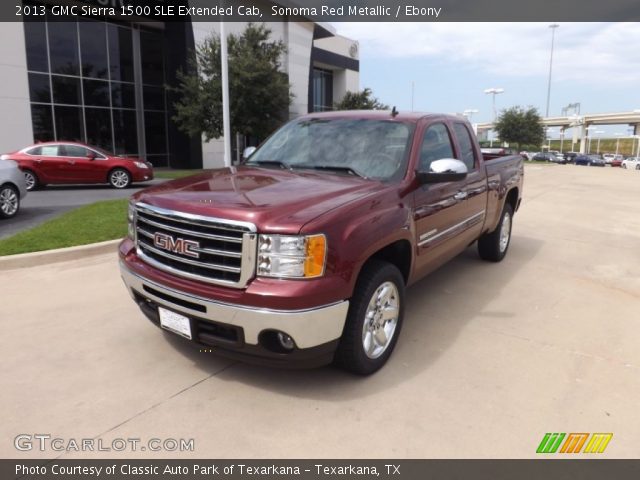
[560,433,589,453]
[536,433,566,453]
[584,433,613,453]
[537,433,613,454]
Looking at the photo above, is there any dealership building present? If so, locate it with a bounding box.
[0,1,359,168]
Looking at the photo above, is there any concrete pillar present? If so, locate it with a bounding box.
[579,124,588,154]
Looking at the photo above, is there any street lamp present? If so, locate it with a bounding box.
[545,24,560,117]
[586,126,598,154]
[595,130,605,154]
[484,88,504,123]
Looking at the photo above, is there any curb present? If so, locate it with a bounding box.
[0,239,121,271]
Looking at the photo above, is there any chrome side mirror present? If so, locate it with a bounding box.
[242,146,257,160]
[417,158,468,184]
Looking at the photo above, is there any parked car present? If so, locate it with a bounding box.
[602,154,624,166]
[621,157,640,170]
[0,159,28,219]
[532,152,566,164]
[0,142,154,191]
[120,110,524,374]
[550,150,565,161]
[575,154,606,167]
[564,152,580,163]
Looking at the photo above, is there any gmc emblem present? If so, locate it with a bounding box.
[153,232,200,259]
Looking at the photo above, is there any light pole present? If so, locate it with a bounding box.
[586,126,598,154]
[614,133,623,156]
[545,24,560,117]
[559,129,565,153]
[595,130,604,154]
[484,88,504,123]
[463,109,478,122]
[220,20,231,167]
[545,127,555,151]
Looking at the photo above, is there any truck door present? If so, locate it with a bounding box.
[413,122,477,277]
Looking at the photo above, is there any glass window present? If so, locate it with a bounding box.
[79,20,108,79]
[24,21,49,72]
[453,123,476,170]
[108,25,134,82]
[40,145,61,156]
[140,31,164,85]
[419,124,455,172]
[143,86,165,111]
[52,76,82,105]
[31,105,54,142]
[111,82,136,108]
[28,73,51,103]
[54,106,84,141]
[112,109,138,155]
[312,68,333,112]
[26,146,42,155]
[144,111,167,154]
[60,145,88,157]
[83,79,110,107]
[48,22,79,76]
[85,108,113,151]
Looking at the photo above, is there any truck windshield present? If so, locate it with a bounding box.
[247,118,415,181]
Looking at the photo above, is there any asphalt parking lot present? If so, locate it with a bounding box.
[1,164,639,459]
[0,180,163,240]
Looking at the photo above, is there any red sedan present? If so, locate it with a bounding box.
[0,142,154,190]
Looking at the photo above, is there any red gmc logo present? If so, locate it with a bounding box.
[153,232,200,259]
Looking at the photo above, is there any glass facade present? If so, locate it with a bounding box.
[312,68,333,112]
[24,16,170,166]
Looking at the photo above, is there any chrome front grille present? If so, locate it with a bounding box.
[134,203,257,288]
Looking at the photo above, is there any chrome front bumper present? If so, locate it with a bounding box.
[120,262,349,349]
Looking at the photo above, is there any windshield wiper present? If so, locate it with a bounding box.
[294,164,367,178]
[247,160,291,170]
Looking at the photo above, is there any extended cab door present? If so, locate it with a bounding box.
[412,122,475,277]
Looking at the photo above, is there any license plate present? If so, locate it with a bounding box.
[158,307,192,340]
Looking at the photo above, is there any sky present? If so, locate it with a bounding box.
[335,22,640,138]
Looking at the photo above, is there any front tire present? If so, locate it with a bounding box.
[109,168,131,189]
[334,260,405,375]
[0,185,20,219]
[478,203,514,262]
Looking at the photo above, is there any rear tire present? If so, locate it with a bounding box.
[23,170,38,191]
[636,165,640,170]
[0,185,20,219]
[109,168,131,189]
[478,203,513,262]
[334,260,405,375]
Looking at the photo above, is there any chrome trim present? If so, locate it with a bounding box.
[134,202,257,288]
[136,202,256,232]
[120,262,349,348]
[138,241,242,273]
[418,210,485,247]
[419,229,437,241]
[137,216,243,243]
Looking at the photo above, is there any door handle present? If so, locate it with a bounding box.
[454,191,468,200]
[67,160,75,165]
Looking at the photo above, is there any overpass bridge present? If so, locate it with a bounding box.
[476,111,640,153]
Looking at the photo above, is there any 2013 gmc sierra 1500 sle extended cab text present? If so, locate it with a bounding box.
[119,111,523,374]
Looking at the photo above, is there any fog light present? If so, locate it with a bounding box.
[277,332,295,350]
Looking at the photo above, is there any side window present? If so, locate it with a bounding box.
[419,123,455,171]
[60,145,88,157]
[453,123,477,170]
[40,145,60,157]
[26,147,42,156]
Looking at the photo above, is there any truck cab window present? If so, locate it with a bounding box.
[453,123,477,170]
[419,123,455,171]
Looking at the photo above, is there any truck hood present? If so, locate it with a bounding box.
[133,166,382,233]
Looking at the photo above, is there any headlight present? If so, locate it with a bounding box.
[127,202,136,240]
[134,161,149,169]
[257,234,327,278]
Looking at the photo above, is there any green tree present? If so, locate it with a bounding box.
[334,88,389,110]
[172,23,292,142]
[493,106,545,150]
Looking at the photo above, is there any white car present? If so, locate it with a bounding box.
[0,159,28,218]
[621,157,640,170]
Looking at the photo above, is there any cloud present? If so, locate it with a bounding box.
[336,23,640,85]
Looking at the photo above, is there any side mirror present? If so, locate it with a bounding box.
[242,146,257,160]
[416,158,468,184]
[87,151,96,160]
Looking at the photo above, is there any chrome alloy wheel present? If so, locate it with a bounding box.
[24,171,35,190]
[110,170,129,188]
[362,281,400,359]
[0,187,18,216]
[499,211,512,253]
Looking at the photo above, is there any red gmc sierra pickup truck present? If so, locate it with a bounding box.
[119,111,523,374]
